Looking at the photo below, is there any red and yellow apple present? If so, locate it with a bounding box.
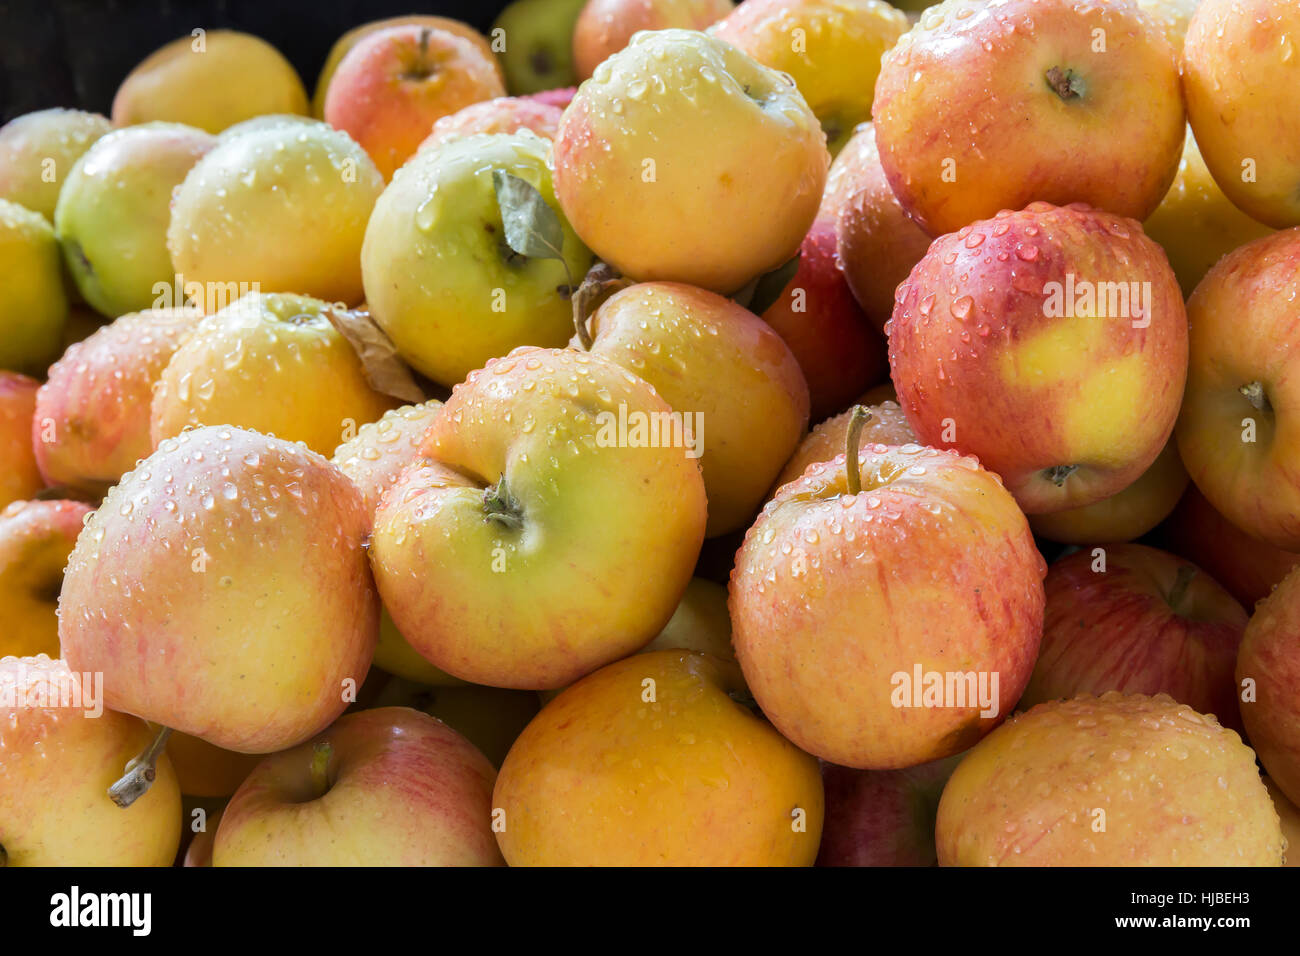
[0,499,92,658]
[420,97,563,152]
[0,372,44,509]
[572,0,735,80]
[1237,566,1300,808]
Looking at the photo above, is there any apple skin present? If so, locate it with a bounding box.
[420,97,564,152]
[369,677,541,768]
[581,281,810,536]
[1237,566,1300,809]
[151,292,399,458]
[772,398,914,494]
[1144,128,1274,298]
[0,372,44,510]
[1022,544,1247,732]
[731,443,1046,769]
[0,198,68,376]
[33,307,203,495]
[525,86,578,110]
[713,0,908,155]
[890,202,1187,515]
[834,122,932,331]
[323,25,506,181]
[493,649,824,865]
[112,30,308,134]
[553,29,828,294]
[0,109,112,222]
[59,426,379,754]
[1264,778,1300,867]
[1177,229,1300,550]
[167,122,384,307]
[572,0,735,80]
[362,131,592,387]
[1137,0,1203,49]
[166,733,260,799]
[1183,0,1300,228]
[313,16,500,117]
[1027,438,1188,545]
[214,707,503,866]
[492,0,588,94]
[1156,484,1300,611]
[370,347,707,690]
[816,754,961,867]
[873,0,1184,237]
[182,804,224,867]
[0,655,182,866]
[0,499,93,659]
[55,123,216,319]
[937,693,1285,866]
[641,577,734,663]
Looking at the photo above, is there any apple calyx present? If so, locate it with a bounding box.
[108,725,173,809]
[1166,564,1197,615]
[1045,67,1085,101]
[1044,464,1078,487]
[570,261,630,350]
[1240,381,1271,413]
[483,473,524,530]
[310,741,333,799]
[844,405,872,496]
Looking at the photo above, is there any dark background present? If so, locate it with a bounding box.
[0,0,516,121]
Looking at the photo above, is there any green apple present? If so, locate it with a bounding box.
[0,108,113,222]
[493,0,588,94]
[0,198,67,374]
[361,131,592,387]
[55,123,216,318]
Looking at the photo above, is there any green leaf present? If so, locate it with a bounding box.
[492,169,566,264]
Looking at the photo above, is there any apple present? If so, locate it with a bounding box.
[1156,485,1300,611]
[713,0,908,154]
[369,347,708,689]
[0,108,112,222]
[112,29,308,133]
[872,0,1184,236]
[890,202,1187,515]
[493,649,824,865]
[579,281,809,536]
[323,25,506,181]
[214,707,503,866]
[1264,778,1300,867]
[1027,438,1188,545]
[573,0,735,80]
[731,427,1046,769]
[1183,0,1300,228]
[1237,566,1300,808]
[492,0,588,94]
[150,292,399,457]
[0,655,182,866]
[369,677,541,768]
[641,577,734,662]
[1177,229,1300,550]
[217,114,319,142]
[33,306,203,495]
[362,131,592,387]
[0,499,92,659]
[1144,128,1274,297]
[167,121,385,307]
[937,693,1285,866]
[833,122,932,331]
[166,733,260,799]
[771,397,914,493]
[553,29,828,294]
[1022,543,1247,731]
[760,220,888,422]
[817,754,961,867]
[54,123,215,318]
[59,425,379,757]
[312,16,500,117]
[0,198,68,375]
[0,372,44,509]
[420,97,564,153]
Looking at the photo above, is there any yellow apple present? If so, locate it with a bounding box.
[0,108,112,222]
[0,198,68,375]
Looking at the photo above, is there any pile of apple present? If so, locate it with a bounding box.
[2,0,1300,867]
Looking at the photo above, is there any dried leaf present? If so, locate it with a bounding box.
[322,306,426,405]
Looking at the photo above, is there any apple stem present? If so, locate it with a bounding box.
[571,261,631,351]
[845,405,871,496]
[1240,381,1270,412]
[1167,565,1197,613]
[108,725,173,809]
[310,741,333,799]
[483,473,524,530]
